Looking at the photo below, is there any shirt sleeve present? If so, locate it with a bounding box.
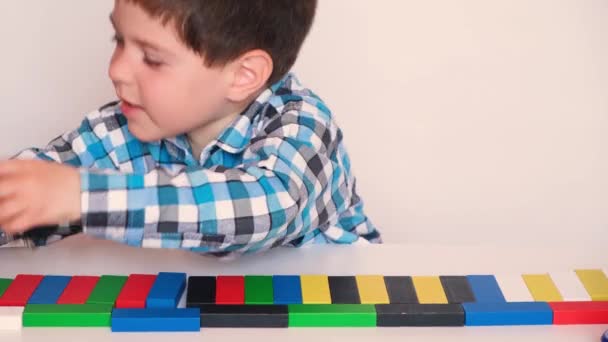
[80,115,343,256]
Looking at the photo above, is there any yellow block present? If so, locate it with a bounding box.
[300,275,331,304]
[355,275,390,304]
[412,276,448,304]
[575,269,608,301]
[522,274,563,302]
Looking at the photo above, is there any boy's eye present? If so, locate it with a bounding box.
[143,56,163,68]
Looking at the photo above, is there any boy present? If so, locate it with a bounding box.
[0,0,380,256]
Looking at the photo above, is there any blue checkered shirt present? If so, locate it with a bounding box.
[8,73,381,255]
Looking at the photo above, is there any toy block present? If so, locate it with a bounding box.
[0,278,12,298]
[57,276,100,304]
[28,275,71,304]
[300,275,331,304]
[22,304,113,327]
[439,276,475,303]
[86,275,128,305]
[272,275,302,304]
[288,304,376,327]
[186,276,216,306]
[328,276,360,304]
[0,307,23,330]
[194,304,288,328]
[216,276,244,305]
[356,275,389,304]
[462,302,553,326]
[111,308,200,332]
[245,276,273,304]
[522,274,563,302]
[147,272,186,308]
[412,276,448,304]
[549,271,590,301]
[494,274,533,302]
[115,274,157,308]
[375,303,464,326]
[575,269,608,301]
[0,274,44,306]
[384,276,418,304]
[466,275,506,303]
[549,301,608,324]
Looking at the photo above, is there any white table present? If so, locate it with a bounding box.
[1,234,606,341]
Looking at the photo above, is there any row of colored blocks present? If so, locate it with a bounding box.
[1,270,608,331]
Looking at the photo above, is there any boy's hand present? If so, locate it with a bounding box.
[0,160,81,234]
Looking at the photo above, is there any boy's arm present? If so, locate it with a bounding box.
[80,117,343,255]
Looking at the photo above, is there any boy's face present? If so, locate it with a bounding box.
[108,0,231,142]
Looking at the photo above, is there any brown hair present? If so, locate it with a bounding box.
[125,0,317,85]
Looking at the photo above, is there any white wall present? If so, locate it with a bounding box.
[1,0,606,247]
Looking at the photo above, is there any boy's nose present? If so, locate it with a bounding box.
[108,52,133,87]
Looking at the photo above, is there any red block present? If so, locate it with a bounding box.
[0,274,44,306]
[550,301,608,324]
[56,276,100,304]
[115,274,157,308]
[216,276,244,304]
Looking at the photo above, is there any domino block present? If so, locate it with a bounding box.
[186,276,216,306]
[0,278,12,297]
[28,275,71,304]
[272,275,302,304]
[439,276,476,303]
[462,302,553,326]
[147,272,186,308]
[300,275,331,304]
[0,274,44,306]
[245,276,273,304]
[575,269,608,301]
[328,276,360,304]
[0,307,23,330]
[86,275,128,305]
[111,308,200,332]
[194,304,288,328]
[23,304,113,327]
[288,304,376,327]
[216,276,244,305]
[375,303,464,326]
[356,275,390,304]
[57,276,100,304]
[466,275,506,303]
[115,274,157,308]
[522,274,563,302]
[412,276,448,304]
[549,301,608,324]
[384,276,419,304]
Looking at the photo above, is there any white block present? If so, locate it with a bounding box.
[0,307,23,330]
[550,271,590,301]
[494,273,533,302]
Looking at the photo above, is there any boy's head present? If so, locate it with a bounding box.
[108,0,317,144]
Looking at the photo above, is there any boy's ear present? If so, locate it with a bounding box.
[225,49,273,103]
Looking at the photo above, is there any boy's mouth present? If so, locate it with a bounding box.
[120,99,143,116]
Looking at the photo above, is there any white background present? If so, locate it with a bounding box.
[0,0,606,246]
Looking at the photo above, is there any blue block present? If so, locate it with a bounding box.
[272,275,302,304]
[111,308,200,332]
[463,302,553,326]
[28,275,71,304]
[466,275,505,303]
[146,272,186,308]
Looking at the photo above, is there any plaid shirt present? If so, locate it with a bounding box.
[5,73,381,256]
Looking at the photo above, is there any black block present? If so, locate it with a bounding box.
[328,276,361,304]
[375,304,465,326]
[384,276,418,304]
[194,304,288,328]
[440,276,476,303]
[186,276,216,306]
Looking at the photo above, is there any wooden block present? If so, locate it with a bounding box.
[115,274,157,308]
[384,276,418,304]
[195,304,288,328]
[328,276,360,304]
[56,276,100,304]
[28,275,71,304]
[375,303,464,326]
[288,304,376,327]
[272,275,302,304]
[575,269,608,301]
[186,276,216,306]
[147,272,186,308]
[300,275,331,304]
[466,275,506,303]
[356,275,390,304]
[216,276,244,305]
[23,304,113,327]
[86,275,128,305]
[111,308,200,332]
[0,307,23,330]
[463,302,553,326]
[412,276,448,304]
[439,276,475,303]
[549,301,608,324]
[0,279,12,298]
[245,276,273,304]
[522,274,563,302]
[0,275,44,306]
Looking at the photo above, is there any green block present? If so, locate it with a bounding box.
[23,304,113,327]
[0,278,12,297]
[86,275,127,305]
[245,275,274,304]
[288,304,377,327]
